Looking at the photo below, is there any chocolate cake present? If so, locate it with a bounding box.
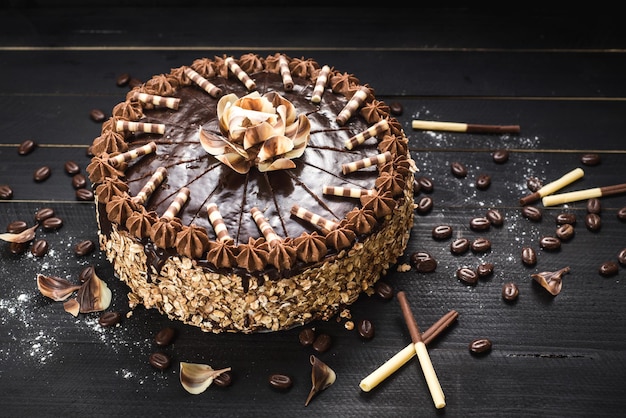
[86,53,416,333]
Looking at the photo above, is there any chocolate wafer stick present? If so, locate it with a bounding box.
[207,203,231,242]
[132,92,180,110]
[132,167,167,205]
[225,57,256,91]
[108,141,157,167]
[162,187,190,220]
[323,185,374,198]
[311,65,331,104]
[251,207,281,246]
[412,119,520,134]
[115,120,165,134]
[342,151,392,174]
[519,167,585,205]
[291,204,338,231]
[336,86,369,126]
[184,67,223,98]
[542,182,626,207]
[344,119,389,150]
[278,55,293,91]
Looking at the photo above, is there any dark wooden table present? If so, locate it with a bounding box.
[1,5,625,417]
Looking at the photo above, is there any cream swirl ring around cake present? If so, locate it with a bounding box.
[87,53,415,333]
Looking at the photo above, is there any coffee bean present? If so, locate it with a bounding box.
[35,207,55,222]
[502,282,519,301]
[580,153,601,166]
[298,328,316,346]
[486,208,503,227]
[477,263,495,278]
[492,149,509,164]
[154,326,177,346]
[72,173,87,189]
[42,216,63,231]
[526,176,543,192]
[586,198,601,214]
[90,108,106,122]
[415,176,434,193]
[76,188,94,201]
[74,239,95,256]
[31,239,49,257]
[432,225,453,240]
[410,251,437,273]
[555,224,575,241]
[469,217,490,231]
[78,265,95,283]
[18,139,37,155]
[450,161,468,178]
[469,338,492,355]
[416,196,433,214]
[450,238,470,255]
[213,370,233,387]
[618,206,626,221]
[412,179,421,195]
[149,352,171,370]
[389,101,403,115]
[475,174,491,190]
[521,205,542,222]
[374,281,394,300]
[6,220,27,233]
[312,333,332,352]
[585,213,601,232]
[0,184,13,200]
[98,311,122,327]
[539,236,561,251]
[521,247,537,266]
[268,373,293,390]
[599,261,619,277]
[456,267,478,285]
[618,248,626,266]
[128,77,142,88]
[471,238,492,253]
[357,319,375,340]
[555,212,576,225]
[10,242,28,255]
[33,166,51,182]
[116,72,131,86]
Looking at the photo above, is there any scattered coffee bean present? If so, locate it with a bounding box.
[63,160,80,175]
[450,161,468,178]
[298,328,316,346]
[599,261,619,277]
[412,179,421,195]
[74,239,95,256]
[475,174,491,190]
[580,153,601,166]
[213,370,233,387]
[10,242,27,255]
[492,149,509,164]
[357,319,375,340]
[76,188,94,201]
[0,184,13,200]
[585,213,601,232]
[555,224,575,241]
[618,206,626,221]
[521,205,542,222]
[469,217,490,231]
[389,101,403,115]
[539,236,561,251]
[521,247,537,266]
[469,338,492,355]
[42,216,63,231]
[374,281,394,300]
[116,72,131,86]
[312,333,332,352]
[35,207,55,222]
[90,108,106,122]
[526,176,543,192]
[477,262,495,278]
[33,166,51,182]
[411,251,437,273]
[586,198,601,214]
[129,77,143,89]
[31,239,49,257]
[471,238,492,253]
[72,173,87,189]
[502,282,519,301]
[450,238,471,255]
[456,267,478,285]
[555,212,576,225]
[416,196,433,214]
[415,176,434,193]
[432,225,453,240]
[618,248,626,266]
[268,373,293,390]
[149,352,171,370]
[18,139,37,155]
[154,326,177,346]
[79,265,95,283]
[486,208,503,227]
[98,311,122,327]
[6,220,27,233]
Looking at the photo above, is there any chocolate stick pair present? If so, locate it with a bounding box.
[519,167,585,205]
[542,182,626,206]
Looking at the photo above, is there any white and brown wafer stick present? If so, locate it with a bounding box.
[412,119,520,134]
[161,187,190,220]
[132,167,167,205]
[542,182,626,207]
[341,151,393,174]
[251,207,281,246]
[224,57,256,91]
[132,92,181,110]
[207,202,231,242]
[279,55,293,91]
[336,86,370,126]
[184,67,223,98]
[108,141,157,167]
[323,185,374,198]
[291,204,338,231]
[115,120,165,135]
[344,119,389,150]
[519,167,585,205]
[311,65,331,104]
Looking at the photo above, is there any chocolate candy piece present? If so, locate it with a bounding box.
[213,370,233,387]
[374,281,394,300]
[64,160,80,175]
[18,139,37,155]
[502,282,519,301]
[98,311,122,327]
[469,217,490,231]
[42,216,63,231]
[76,188,94,201]
[475,174,491,190]
[415,176,434,193]
[539,236,561,251]
[486,208,503,227]
[521,205,542,222]
[416,196,433,214]
[149,352,172,370]
[389,101,403,115]
[72,173,87,189]
[477,262,495,278]
[599,261,619,277]
[31,239,49,257]
[154,326,177,346]
[587,198,601,214]
[268,373,293,390]
[33,166,51,182]
[357,319,375,340]
[312,333,332,353]
[521,247,537,266]
[492,149,509,164]
[35,207,55,222]
[618,206,626,221]
[585,213,601,231]
[0,184,13,200]
[618,248,626,266]
[526,176,543,192]
[432,225,453,240]
[580,153,601,166]
[471,238,492,253]
[450,238,470,255]
[555,224,575,241]
[469,338,492,355]
[411,251,437,273]
[298,328,316,346]
[74,239,95,256]
[456,267,478,285]
[556,213,576,225]
[450,161,468,178]
[90,108,106,122]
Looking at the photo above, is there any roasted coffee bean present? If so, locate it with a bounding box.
[411,251,437,273]
[213,370,233,387]
[298,328,316,346]
[357,319,375,340]
[618,206,626,221]
[33,166,51,182]
[599,261,619,277]
[116,72,131,86]
[486,208,503,227]
[469,217,490,231]
[521,247,537,266]
[389,101,403,115]
[31,239,49,257]
[469,338,492,355]
[618,248,626,266]
[471,238,492,253]
[374,281,394,300]
[90,108,106,122]
[502,282,519,301]
[477,262,495,278]
[580,153,601,166]
[456,267,478,285]
[0,184,13,200]
[74,239,95,256]
[149,352,171,370]
[35,207,55,222]
[432,225,453,240]
[6,220,27,233]
[412,179,421,195]
[268,374,293,390]
[555,212,576,225]
[79,265,95,283]
[10,242,28,255]
[475,174,491,190]
[42,216,63,231]
[526,176,543,192]
[585,213,601,231]
[492,149,509,164]
[416,196,433,214]
[64,160,80,175]
[18,139,37,155]
[586,198,601,214]
[415,176,434,193]
[450,238,470,255]
[154,326,177,346]
[450,161,468,178]
[312,333,332,353]
[76,188,94,201]
[128,77,142,89]
[72,173,87,189]
[521,205,542,222]
[539,236,561,251]
[555,224,575,241]
[98,311,122,327]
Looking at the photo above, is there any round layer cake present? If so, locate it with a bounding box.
[87,53,416,333]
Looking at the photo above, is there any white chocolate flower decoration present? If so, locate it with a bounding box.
[199,91,311,173]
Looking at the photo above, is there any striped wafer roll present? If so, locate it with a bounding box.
[251,207,281,246]
[162,187,190,220]
[311,65,331,104]
[132,167,167,205]
[279,55,294,91]
[344,119,390,150]
[342,151,393,174]
[323,185,375,198]
[132,92,181,110]
[207,203,231,242]
[108,141,157,167]
[184,67,223,98]
[290,204,338,231]
[225,57,256,91]
[115,120,165,135]
[336,85,370,126]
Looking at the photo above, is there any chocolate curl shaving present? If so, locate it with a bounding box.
[0,223,38,243]
[305,355,336,406]
[76,270,112,313]
[532,266,570,296]
[37,274,82,301]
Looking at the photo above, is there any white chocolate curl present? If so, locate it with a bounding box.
[225,57,256,90]
[184,67,223,98]
[132,92,181,109]
[344,119,389,150]
[108,141,157,167]
[336,85,369,126]
[290,204,338,231]
[132,166,167,205]
[115,120,165,135]
[342,151,392,174]
[323,185,374,198]
[207,202,231,242]
[279,55,293,91]
[251,207,281,246]
[162,187,189,220]
[311,65,331,104]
